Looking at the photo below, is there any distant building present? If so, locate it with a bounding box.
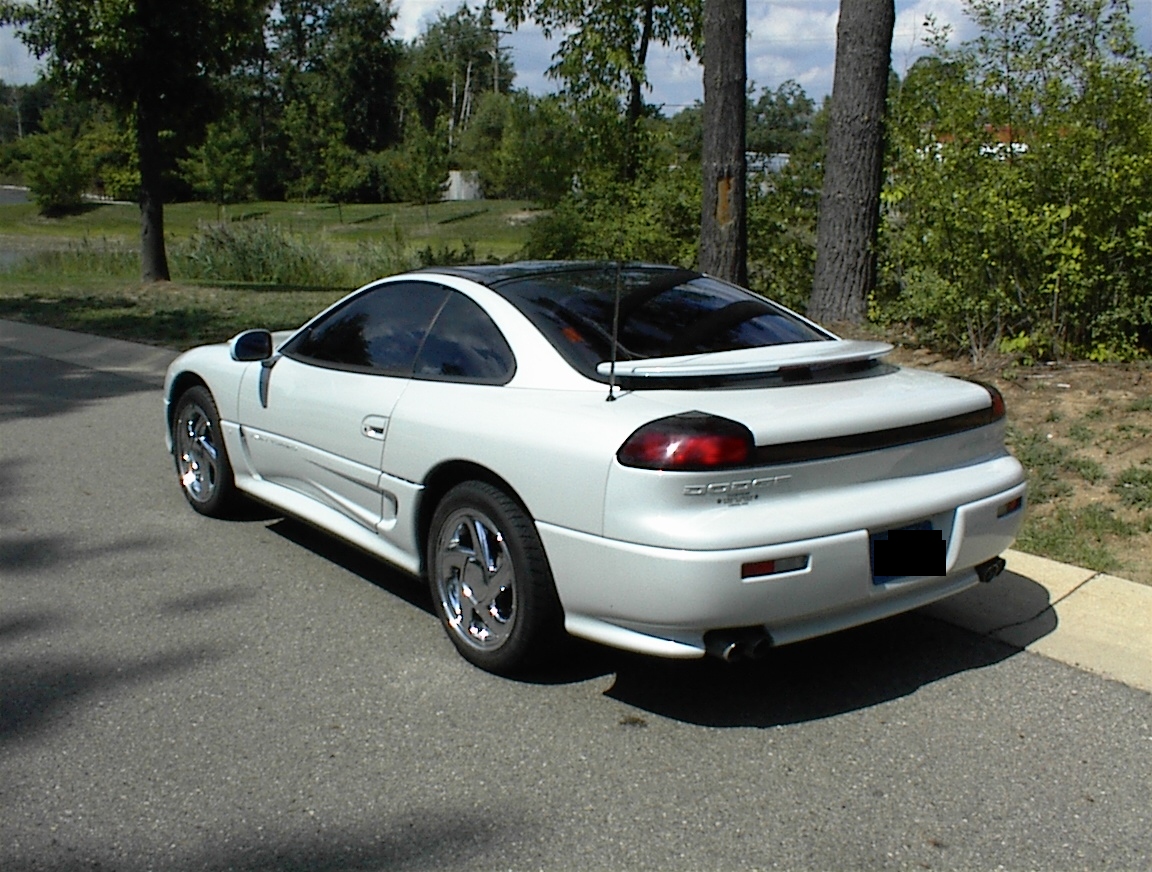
[442,170,483,201]
[746,152,791,195]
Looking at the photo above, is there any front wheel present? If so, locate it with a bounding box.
[172,385,238,517]
[426,481,563,674]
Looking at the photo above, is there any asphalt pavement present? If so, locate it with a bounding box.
[2,319,1150,871]
[3,318,1149,694]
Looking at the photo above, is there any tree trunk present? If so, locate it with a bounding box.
[699,0,746,285]
[623,0,656,182]
[807,0,894,324]
[136,98,171,282]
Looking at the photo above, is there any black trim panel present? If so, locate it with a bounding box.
[754,406,1000,465]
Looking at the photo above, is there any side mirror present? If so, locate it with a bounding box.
[229,329,274,362]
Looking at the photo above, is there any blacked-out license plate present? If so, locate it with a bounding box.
[871,520,947,584]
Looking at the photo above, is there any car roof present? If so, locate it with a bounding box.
[414,261,703,288]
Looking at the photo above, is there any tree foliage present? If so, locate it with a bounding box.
[881,0,1152,359]
[456,90,581,202]
[405,2,514,147]
[20,102,90,214]
[1,0,266,280]
[494,0,701,180]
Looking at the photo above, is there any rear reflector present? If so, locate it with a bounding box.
[741,555,809,579]
[997,496,1024,518]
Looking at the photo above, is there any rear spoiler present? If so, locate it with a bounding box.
[596,340,893,380]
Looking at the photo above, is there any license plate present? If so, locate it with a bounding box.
[871,520,946,584]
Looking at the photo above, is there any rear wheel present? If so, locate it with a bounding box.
[426,481,563,674]
[172,385,238,517]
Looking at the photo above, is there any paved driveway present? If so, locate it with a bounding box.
[2,338,1150,870]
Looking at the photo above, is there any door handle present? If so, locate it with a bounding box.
[361,416,388,440]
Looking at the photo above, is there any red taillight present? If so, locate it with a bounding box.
[986,383,1006,420]
[617,413,754,471]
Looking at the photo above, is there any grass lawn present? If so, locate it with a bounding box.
[0,197,540,258]
[0,197,541,347]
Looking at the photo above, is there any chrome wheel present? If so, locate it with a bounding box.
[433,507,517,651]
[426,481,564,673]
[172,386,236,517]
[176,402,220,504]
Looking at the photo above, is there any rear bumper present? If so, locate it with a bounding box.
[539,481,1026,658]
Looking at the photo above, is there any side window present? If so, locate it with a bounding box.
[415,292,515,384]
[285,282,449,375]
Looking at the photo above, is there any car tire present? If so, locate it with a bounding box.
[172,385,238,518]
[426,481,564,674]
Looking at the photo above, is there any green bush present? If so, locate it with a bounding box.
[524,166,701,267]
[22,127,92,216]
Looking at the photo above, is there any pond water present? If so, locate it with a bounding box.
[0,185,30,205]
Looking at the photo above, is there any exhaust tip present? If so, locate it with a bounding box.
[704,627,774,662]
[976,556,1007,584]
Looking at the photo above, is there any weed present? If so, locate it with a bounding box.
[1007,429,1073,503]
[1067,456,1106,484]
[1067,423,1095,445]
[1114,467,1152,509]
[2,238,138,279]
[1128,397,1152,412]
[416,241,483,267]
[175,221,349,287]
[1015,504,1133,571]
[1115,422,1152,435]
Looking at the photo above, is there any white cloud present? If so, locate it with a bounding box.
[393,0,457,42]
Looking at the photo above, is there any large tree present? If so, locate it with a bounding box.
[808,0,895,323]
[495,0,701,181]
[1,0,266,281]
[699,0,746,284]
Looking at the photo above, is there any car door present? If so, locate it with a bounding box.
[236,280,450,530]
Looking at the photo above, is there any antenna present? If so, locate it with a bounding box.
[606,261,622,402]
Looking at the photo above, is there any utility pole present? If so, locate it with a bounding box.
[491,28,510,93]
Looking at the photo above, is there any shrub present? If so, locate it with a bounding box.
[22,127,92,216]
[176,221,346,287]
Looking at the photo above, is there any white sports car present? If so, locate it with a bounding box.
[165,262,1026,673]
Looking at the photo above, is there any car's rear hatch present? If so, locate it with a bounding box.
[600,342,1019,550]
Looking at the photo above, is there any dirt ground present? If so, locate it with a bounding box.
[890,346,1152,586]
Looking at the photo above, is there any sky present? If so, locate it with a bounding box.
[2,1,1150,111]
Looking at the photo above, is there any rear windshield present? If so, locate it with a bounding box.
[492,266,830,380]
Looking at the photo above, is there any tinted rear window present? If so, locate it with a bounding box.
[492,267,830,380]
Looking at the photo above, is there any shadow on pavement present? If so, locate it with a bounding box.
[3,806,519,872]
[266,516,436,616]
[0,646,222,742]
[601,612,1022,728]
[0,346,156,423]
[920,568,1060,648]
[263,511,1037,727]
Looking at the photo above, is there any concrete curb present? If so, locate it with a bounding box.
[2,319,1149,694]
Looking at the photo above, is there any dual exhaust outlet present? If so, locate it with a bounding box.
[704,555,1009,663]
[704,627,774,663]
